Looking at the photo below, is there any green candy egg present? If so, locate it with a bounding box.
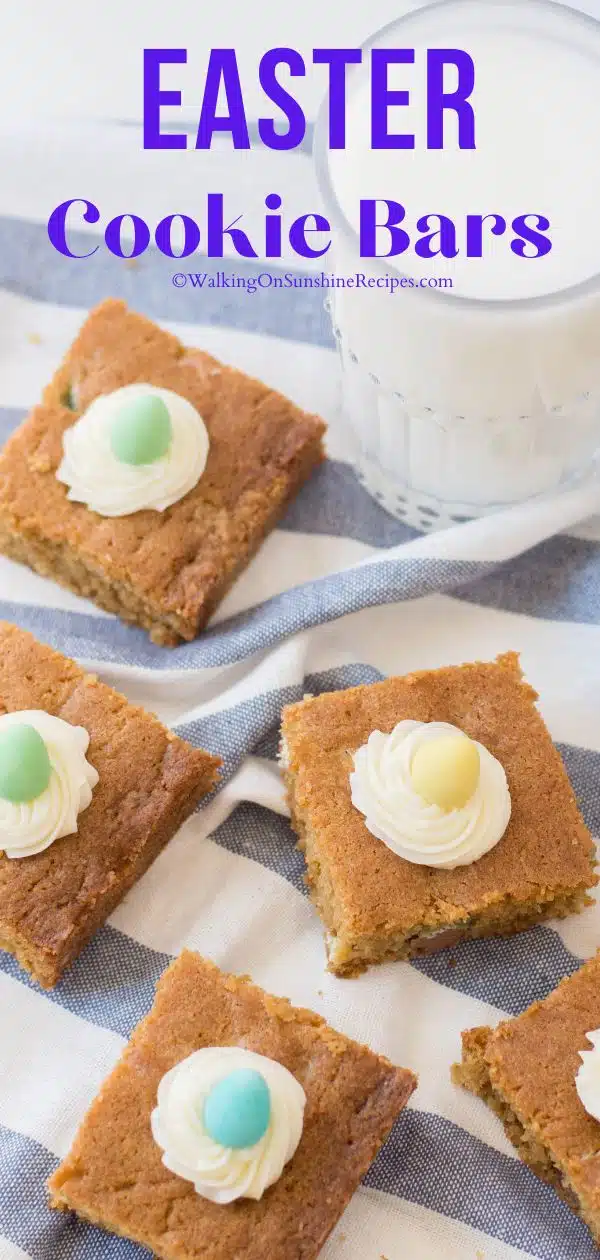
[110,394,172,466]
[0,723,52,803]
[203,1069,271,1149]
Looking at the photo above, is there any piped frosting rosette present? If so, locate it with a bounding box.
[350,719,511,870]
[0,710,98,859]
[576,1029,600,1122]
[57,383,209,516]
[151,1046,306,1203]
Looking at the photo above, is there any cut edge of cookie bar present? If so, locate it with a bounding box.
[452,1025,600,1243]
[279,655,596,977]
[281,748,591,976]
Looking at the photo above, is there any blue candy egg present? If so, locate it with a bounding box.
[203,1069,271,1149]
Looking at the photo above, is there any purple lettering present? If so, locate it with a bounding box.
[427,50,475,149]
[288,212,331,258]
[258,48,306,150]
[415,213,458,259]
[196,50,250,149]
[264,192,282,257]
[206,194,257,257]
[511,214,552,259]
[143,49,187,150]
[360,199,410,256]
[155,213,201,258]
[104,214,151,258]
[371,49,415,149]
[47,199,100,258]
[466,213,506,256]
[313,48,362,148]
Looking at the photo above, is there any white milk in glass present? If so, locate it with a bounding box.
[317,0,600,526]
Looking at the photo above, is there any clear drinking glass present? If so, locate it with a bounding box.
[314,0,600,530]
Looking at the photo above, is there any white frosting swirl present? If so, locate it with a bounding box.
[349,720,511,869]
[0,711,99,859]
[150,1046,306,1204]
[576,1029,600,1122]
[57,383,209,516]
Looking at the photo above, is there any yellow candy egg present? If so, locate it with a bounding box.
[410,735,480,811]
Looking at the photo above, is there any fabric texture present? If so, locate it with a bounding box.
[1,121,600,1260]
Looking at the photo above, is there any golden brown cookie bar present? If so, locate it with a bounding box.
[0,300,326,644]
[280,652,596,975]
[452,953,600,1247]
[49,950,416,1260]
[0,623,220,986]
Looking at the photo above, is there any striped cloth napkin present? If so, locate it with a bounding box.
[2,123,600,1260]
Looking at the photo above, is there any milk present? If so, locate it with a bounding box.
[317,0,600,522]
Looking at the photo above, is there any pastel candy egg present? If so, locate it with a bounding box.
[0,723,52,803]
[203,1069,271,1149]
[411,735,480,811]
[110,393,172,466]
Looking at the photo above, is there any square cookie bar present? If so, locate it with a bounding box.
[452,953,600,1246]
[0,300,326,644]
[280,653,596,975]
[48,950,416,1260]
[0,623,219,986]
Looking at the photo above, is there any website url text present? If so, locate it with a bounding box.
[170,270,453,295]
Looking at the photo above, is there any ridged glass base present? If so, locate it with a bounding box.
[332,318,600,532]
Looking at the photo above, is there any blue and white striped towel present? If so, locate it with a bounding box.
[2,120,600,1260]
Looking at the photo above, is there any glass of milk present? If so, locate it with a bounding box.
[315,0,600,529]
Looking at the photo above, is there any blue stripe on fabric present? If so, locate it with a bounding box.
[457,535,600,625]
[0,1107,595,1260]
[177,685,305,783]
[253,727,287,762]
[214,802,307,893]
[0,1125,140,1259]
[12,525,594,671]
[559,742,600,835]
[411,926,584,1014]
[0,217,334,349]
[0,557,491,671]
[0,925,168,1041]
[0,408,23,444]
[280,458,417,546]
[368,1110,597,1260]
[177,663,384,782]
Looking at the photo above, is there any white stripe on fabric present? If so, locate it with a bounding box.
[0,974,123,1158]
[322,1186,536,1260]
[0,1237,34,1260]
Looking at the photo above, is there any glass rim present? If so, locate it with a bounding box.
[313,0,600,314]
